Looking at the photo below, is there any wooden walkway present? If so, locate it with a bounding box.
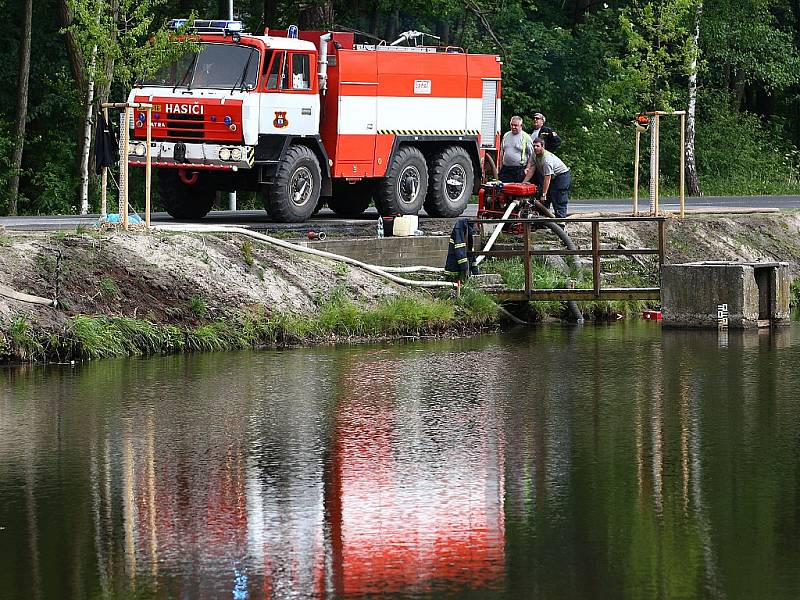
[469,216,667,302]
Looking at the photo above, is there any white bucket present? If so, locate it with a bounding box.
[393,216,412,236]
[405,214,419,234]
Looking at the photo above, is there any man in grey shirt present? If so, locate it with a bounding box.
[497,116,534,183]
[531,137,571,218]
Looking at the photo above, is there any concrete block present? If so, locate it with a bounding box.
[298,236,450,268]
[661,261,790,328]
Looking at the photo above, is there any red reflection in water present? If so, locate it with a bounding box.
[329,381,505,595]
[122,367,504,597]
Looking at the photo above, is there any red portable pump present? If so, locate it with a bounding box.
[477,181,546,233]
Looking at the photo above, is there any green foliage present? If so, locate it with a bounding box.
[6,0,800,214]
[8,317,46,361]
[188,296,207,319]
[334,262,349,277]
[242,240,254,267]
[791,277,800,310]
[690,92,800,194]
[99,276,119,297]
[65,0,198,86]
[454,283,499,324]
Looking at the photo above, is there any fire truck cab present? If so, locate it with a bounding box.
[128,20,502,223]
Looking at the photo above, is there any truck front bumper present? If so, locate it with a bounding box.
[127,140,254,171]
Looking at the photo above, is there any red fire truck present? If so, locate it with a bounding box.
[127,20,501,222]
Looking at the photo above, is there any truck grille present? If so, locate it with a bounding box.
[165,114,204,139]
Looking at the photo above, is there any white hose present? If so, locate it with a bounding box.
[0,283,57,307]
[152,224,457,289]
[379,265,444,273]
[474,200,517,265]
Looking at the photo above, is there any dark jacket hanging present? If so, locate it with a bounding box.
[95,113,118,174]
[445,217,480,276]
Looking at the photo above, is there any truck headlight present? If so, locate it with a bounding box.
[230,148,242,160]
[219,148,231,161]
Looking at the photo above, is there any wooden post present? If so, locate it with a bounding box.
[591,221,601,298]
[101,106,109,217]
[633,128,641,216]
[145,107,152,228]
[121,106,130,230]
[523,221,531,296]
[679,112,686,218]
[654,114,660,215]
[658,219,666,267]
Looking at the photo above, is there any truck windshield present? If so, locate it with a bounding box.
[141,43,260,90]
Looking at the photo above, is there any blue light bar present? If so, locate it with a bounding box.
[168,18,188,30]
[188,19,244,34]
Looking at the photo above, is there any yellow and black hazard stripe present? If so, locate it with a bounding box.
[378,129,480,136]
[246,146,255,167]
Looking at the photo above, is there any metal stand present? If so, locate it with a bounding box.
[633,110,686,217]
[100,101,153,229]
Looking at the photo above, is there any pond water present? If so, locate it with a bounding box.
[1,323,799,599]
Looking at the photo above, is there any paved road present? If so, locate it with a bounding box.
[2,195,798,231]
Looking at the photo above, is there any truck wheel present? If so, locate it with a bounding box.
[424,146,474,217]
[481,152,498,182]
[265,145,321,222]
[157,170,216,220]
[327,180,373,216]
[376,146,428,216]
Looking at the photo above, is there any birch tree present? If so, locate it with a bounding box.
[685,0,702,196]
[65,0,194,214]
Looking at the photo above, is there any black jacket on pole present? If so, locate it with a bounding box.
[445,218,480,276]
[95,113,118,175]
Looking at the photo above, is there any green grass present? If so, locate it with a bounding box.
[99,276,119,297]
[0,235,12,247]
[791,277,800,310]
[6,317,46,361]
[1,287,501,363]
[242,240,254,267]
[188,296,208,319]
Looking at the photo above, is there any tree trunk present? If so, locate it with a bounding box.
[384,8,399,43]
[436,18,450,45]
[368,0,380,37]
[97,0,118,106]
[80,46,98,215]
[263,0,278,29]
[685,0,702,196]
[9,0,33,216]
[56,0,86,92]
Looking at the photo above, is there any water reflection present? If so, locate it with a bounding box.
[1,325,799,599]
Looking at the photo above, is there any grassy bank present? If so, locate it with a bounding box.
[0,284,499,363]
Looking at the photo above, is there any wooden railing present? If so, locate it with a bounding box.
[469,216,667,302]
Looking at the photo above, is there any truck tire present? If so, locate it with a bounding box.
[424,146,474,217]
[481,152,498,182]
[157,170,216,220]
[375,146,428,216]
[265,145,322,222]
[327,180,373,216]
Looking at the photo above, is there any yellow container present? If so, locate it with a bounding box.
[392,215,412,236]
